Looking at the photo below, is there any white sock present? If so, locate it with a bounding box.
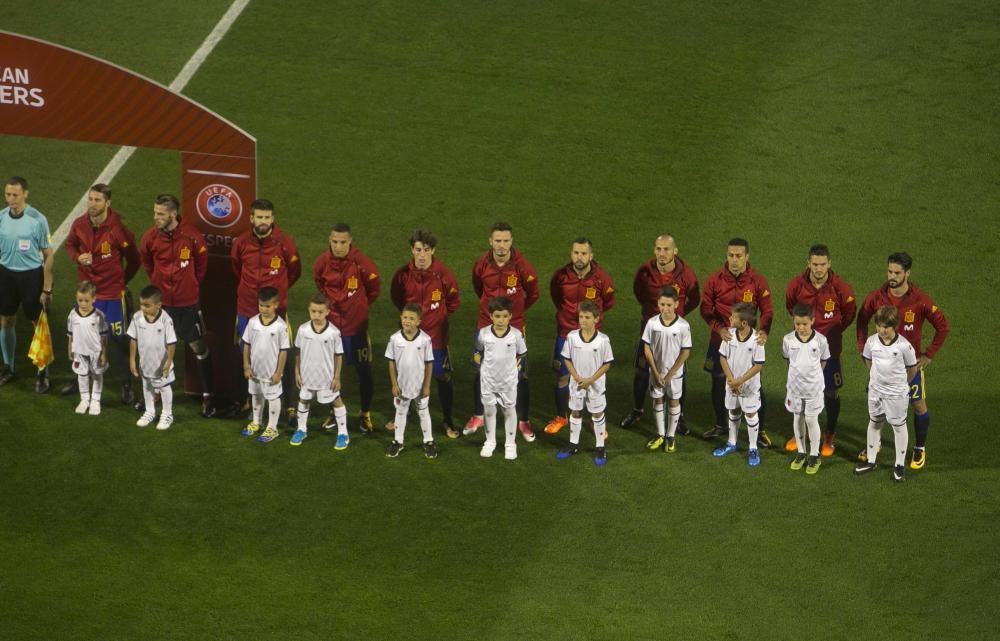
[78,374,91,402]
[666,405,680,438]
[792,413,805,453]
[334,404,348,435]
[569,415,583,445]
[394,397,409,443]
[267,398,281,429]
[297,400,310,432]
[91,373,104,403]
[727,412,740,446]
[483,403,497,446]
[143,381,156,415]
[159,385,173,418]
[746,414,759,450]
[867,418,883,463]
[251,392,263,424]
[417,397,433,442]
[503,406,517,445]
[654,404,665,436]
[805,414,821,457]
[593,414,606,448]
[891,421,908,467]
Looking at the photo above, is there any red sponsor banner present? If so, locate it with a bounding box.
[1,31,256,398]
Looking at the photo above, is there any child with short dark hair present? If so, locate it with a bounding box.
[556,300,613,466]
[857,305,918,482]
[67,281,109,415]
[241,287,290,443]
[713,302,765,466]
[384,303,437,458]
[291,293,349,449]
[127,285,177,430]
[641,287,692,454]
[782,303,830,474]
[475,296,527,460]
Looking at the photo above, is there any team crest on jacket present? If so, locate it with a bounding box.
[179,247,191,260]
[196,184,243,229]
[347,276,358,290]
[431,289,442,302]
[506,275,518,288]
[270,256,282,269]
[742,290,754,303]
[824,298,835,312]
[99,240,112,256]
[904,310,915,324]
[585,287,597,299]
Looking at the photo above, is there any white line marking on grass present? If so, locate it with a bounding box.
[186,169,252,179]
[51,0,252,251]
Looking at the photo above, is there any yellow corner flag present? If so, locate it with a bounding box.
[28,309,55,370]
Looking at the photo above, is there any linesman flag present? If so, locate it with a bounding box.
[28,310,55,370]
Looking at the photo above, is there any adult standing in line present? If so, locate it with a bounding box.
[856,252,948,470]
[231,198,301,423]
[620,234,699,433]
[139,193,216,417]
[62,183,142,404]
[700,238,773,446]
[464,222,540,441]
[0,176,54,391]
[543,237,616,435]
[783,243,856,456]
[313,223,380,432]
[389,229,461,437]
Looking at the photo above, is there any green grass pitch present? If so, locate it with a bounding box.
[2,2,998,640]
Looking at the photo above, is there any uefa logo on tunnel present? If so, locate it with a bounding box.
[196,183,243,229]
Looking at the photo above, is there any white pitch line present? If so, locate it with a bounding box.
[51,0,252,251]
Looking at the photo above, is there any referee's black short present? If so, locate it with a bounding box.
[164,305,206,343]
[0,265,43,321]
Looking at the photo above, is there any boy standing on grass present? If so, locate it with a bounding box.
[384,303,438,459]
[782,303,830,474]
[67,281,109,415]
[555,300,613,466]
[641,287,692,454]
[856,305,918,483]
[240,287,290,444]
[291,293,349,449]
[713,302,765,467]
[475,296,527,460]
[128,286,176,430]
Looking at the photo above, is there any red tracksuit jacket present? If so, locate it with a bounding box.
[312,245,380,336]
[230,225,301,317]
[390,259,460,349]
[785,269,856,357]
[700,263,773,347]
[64,209,140,299]
[549,261,616,337]
[471,248,539,331]
[140,222,208,307]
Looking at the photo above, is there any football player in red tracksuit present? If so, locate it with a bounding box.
[464,221,539,441]
[700,238,773,446]
[139,193,216,417]
[783,243,856,456]
[856,252,948,470]
[313,222,381,432]
[63,183,141,404]
[543,237,615,435]
[231,198,301,422]
[620,234,699,433]
[389,229,461,437]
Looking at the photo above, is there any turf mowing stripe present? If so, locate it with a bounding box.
[50,0,253,252]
